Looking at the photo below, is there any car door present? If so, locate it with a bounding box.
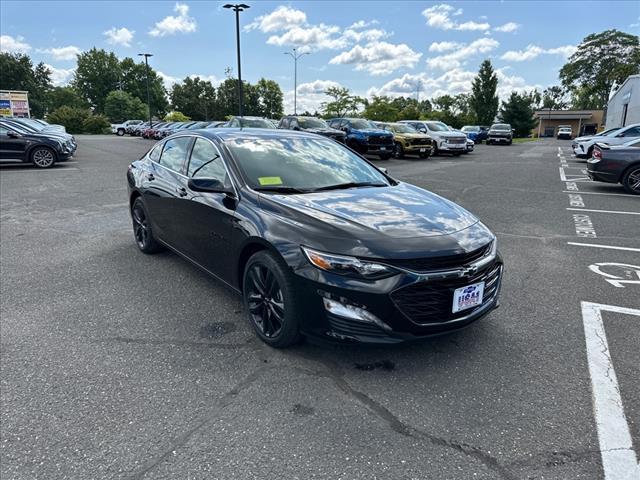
[142,135,194,248]
[0,126,28,161]
[178,137,238,279]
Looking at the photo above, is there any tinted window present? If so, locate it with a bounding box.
[187,138,227,184]
[350,119,373,129]
[279,118,290,129]
[0,127,8,135]
[148,144,162,162]
[297,117,327,129]
[621,127,640,137]
[159,136,192,172]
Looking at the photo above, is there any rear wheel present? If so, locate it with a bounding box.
[117,128,125,136]
[30,147,56,168]
[131,198,164,253]
[622,166,640,195]
[243,251,302,348]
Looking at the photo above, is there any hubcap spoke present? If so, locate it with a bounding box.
[246,264,284,338]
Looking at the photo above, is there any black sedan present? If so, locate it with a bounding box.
[0,123,73,168]
[588,139,640,194]
[278,116,346,142]
[127,129,502,347]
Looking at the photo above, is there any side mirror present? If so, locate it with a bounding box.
[7,131,22,139]
[292,126,300,131]
[379,167,388,175]
[419,128,427,133]
[188,177,234,195]
[511,129,516,133]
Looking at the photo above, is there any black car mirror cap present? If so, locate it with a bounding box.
[188,177,234,195]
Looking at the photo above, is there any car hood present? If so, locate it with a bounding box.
[489,130,511,135]
[436,131,467,139]
[395,133,430,140]
[355,128,392,136]
[305,128,344,135]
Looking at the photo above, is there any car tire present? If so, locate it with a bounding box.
[419,151,429,159]
[433,143,439,155]
[117,128,125,136]
[379,152,392,160]
[394,143,404,159]
[30,146,56,168]
[453,152,462,156]
[508,139,512,145]
[242,250,302,348]
[131,198,164,254]
[621,166,640,195]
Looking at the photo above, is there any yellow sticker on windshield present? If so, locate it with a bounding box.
[258,176,283,186]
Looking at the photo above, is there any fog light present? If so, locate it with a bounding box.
[321,295,391,331]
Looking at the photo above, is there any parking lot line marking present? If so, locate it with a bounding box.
[568,242,640,252]
[559,166,567,181]
[567,208,640,216]
[562,191,633,198]
[581,302,640,480]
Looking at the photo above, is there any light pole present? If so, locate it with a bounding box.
[223,4,250,117]
[284,48,310,115]
[138,53,153,127]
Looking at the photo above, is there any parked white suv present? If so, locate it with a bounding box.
[557,126,572,139]
[573,124,640,158]
[111,120,143,136]
[399,120,467,156]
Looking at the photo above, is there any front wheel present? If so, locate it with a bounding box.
[379,152,392,160]
[394,143,404,159]
[117,128,125,136]
[419,151,430,159]
[131,198,164,254]
[507,139,513,145]
[453,152,462,157]
[30,147,56,168]
[243,251,302,348]
[622,166,640,195]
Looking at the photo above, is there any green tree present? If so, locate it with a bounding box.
[164,111,191,122]
[82,114,111,134]
[48,86,89,111]
[470,60,499,125]
[46,106,91,133]
[72,48,122,113]
[363,96,398,121]
[499,91,537,137]
[215,78,240,118]
[560,29,640,109]
[254,78,283,118]
[30,62,53,118]
[321,86,364,118]
[170,76,216,120]
[119,57,168,116]
[541,86,568,109]
[104,90,148,123]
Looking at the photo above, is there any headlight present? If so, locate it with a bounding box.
[301,246,398,279]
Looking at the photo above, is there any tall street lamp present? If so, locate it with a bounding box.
[223,3,250,117]
[138,53,153,128]
[284,47,310,115]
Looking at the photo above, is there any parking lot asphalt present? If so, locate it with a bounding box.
[1,134,638,480]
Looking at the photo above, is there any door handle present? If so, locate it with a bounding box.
[176,187,188,197]
[147,174,155,181]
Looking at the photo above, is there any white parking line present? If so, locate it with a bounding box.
[568,242,640,252]
[562,191,634,198]
[567,208,640,216]
[581,302,640,480]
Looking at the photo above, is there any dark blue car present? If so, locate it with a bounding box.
[328,118,394,160]
[461,125,488,144]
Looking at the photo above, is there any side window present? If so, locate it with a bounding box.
[159,136,192,173]
[621,127,640,137]
[231,119,240,127]
[188,138,228,184]
[279,118,290,129]
[0,127,8,136]
[148,144,162,162]
[290,119,298,129]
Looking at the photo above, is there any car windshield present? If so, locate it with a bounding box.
[3,122,36,133]
[297,117,327,128]
[492,124,511,131]
[390,124,417,133]
[240,118,274,128]
[16,119,45,131]
[426,122,449,132]
[226,135,389,192]
[350,119,374,129]
[599,128,620,136]
[462,126,480,132]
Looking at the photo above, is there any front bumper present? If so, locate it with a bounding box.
[403,144,433,155]
[292,251,503,344]
[439,142,466,151]
[573,144,587,157]
[488,136,511,143]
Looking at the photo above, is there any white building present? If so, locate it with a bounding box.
[606,74,640,129]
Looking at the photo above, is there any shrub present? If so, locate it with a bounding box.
[82,114,111,134]
[46,106,90,134]
[164,111,190,122]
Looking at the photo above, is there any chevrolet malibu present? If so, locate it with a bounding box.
[127,129,503,347]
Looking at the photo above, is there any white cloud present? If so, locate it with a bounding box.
[104,27,135,47]
[422,4,490,31]
[44,64,75,86]
[329,41,422,76]
[187,74,220,86]
[426,37,499,70]
[0,35,31,53]
[149,3,196,37]
[266,24,347,52]
[494,22,520,33]
[428,41,462,53]
[157,71,180,89]
[495,67,541,97]
[37,46,81,60]
[296,79,342,95]
[347,20,379,30]
[341,27,388,43]
[245,6,306,33]
[284,79,344,114]
[501,44,576,61]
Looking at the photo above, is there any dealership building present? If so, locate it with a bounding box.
[534,109,604,137]
[605,74,639,129]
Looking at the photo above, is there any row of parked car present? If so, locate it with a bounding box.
[573,123,640,195]
[117,116,515,160]
[0,117,77,168]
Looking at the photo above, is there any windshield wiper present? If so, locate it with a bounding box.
[253,186,309,194]
[311,182,387,192]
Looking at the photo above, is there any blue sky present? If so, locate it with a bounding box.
[1,1,639,112]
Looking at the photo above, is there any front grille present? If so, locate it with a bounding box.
[411,138,432,146]
[390,263,502,324]
[327,315,387,338]
[448,137,466,144]
[380,243,492,273]
[368,136,393,145]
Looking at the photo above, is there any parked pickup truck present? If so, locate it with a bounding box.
[328,118,394,160]
[111,120,143,136]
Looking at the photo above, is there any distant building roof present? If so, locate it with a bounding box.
[534,110,602,120]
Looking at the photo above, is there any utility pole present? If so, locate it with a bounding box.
[284,48,310,115]
[138,53,153,127]
[224,4,250,117]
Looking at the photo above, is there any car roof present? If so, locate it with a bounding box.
[169,128,330,142]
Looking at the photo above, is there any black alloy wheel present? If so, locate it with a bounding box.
[243,251,301,347]
[622,167,640,195]
[131,198,163,253]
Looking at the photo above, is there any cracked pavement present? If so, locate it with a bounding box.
[1,135,638,479]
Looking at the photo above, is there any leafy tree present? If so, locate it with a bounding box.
[254,78,283,118]
[321,86,364,118]
[470,60,499,125]
[82,114,111,134]
[72,48,122,113]
[541,86,568,109]
[499,91,537,137]
[164,111,191,122]
[48,86,88,111]
[119,57,168,116]
[560,29,640,109]
[170,76,217,120]
[215,78,240,118]
[363,96,399,121]
[30,63,53,118]
[47,106,91,133]
[0,53,53,117]
[104,90,148,123]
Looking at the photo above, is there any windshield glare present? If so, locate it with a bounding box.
[390,124,417,133]
[226,136,389,191]
[241,118,274,128]
[297,117,327,128]
[426,122,449,132]
[492,124,511,131]
[462,126,480,132]
[350,119,374,130]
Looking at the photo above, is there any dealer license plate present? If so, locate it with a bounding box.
[452,282,484,313]
[380,146,386,151]
[420,148,426,152]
